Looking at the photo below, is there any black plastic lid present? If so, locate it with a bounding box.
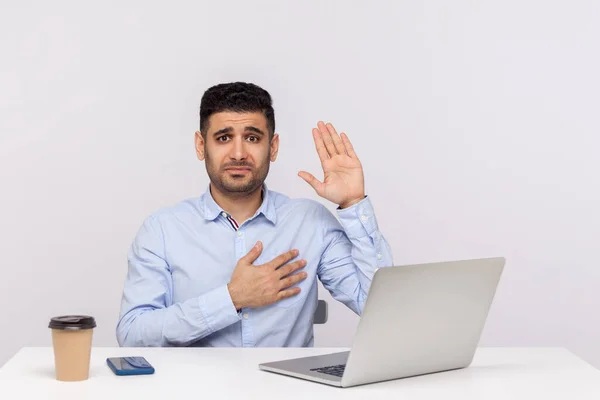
[48,315,96,330]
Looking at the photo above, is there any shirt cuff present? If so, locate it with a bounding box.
[197,284,241,334]
[336,196,379,239]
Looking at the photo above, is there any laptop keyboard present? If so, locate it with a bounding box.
[310,364,346,377]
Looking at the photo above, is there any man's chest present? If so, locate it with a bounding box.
[164,222,324,303]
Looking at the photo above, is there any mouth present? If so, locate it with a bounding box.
[225,168,252,174]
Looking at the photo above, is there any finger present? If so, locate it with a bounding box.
[242,241,262,264]
[318,121,338,156]
[325,122,346,155]
[297,171,325,197]
[278,259,307,278]
[312,128,329,163]
[277,286,302,301]
[279,271,308,290]
[266,249,299,270]
[340,132,358,159]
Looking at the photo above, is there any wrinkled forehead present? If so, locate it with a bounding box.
[206,111,268,135]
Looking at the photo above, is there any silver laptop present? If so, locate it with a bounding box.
[258,257,505,388]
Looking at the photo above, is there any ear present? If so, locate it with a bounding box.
[270,133,279,162]
[195,131,205,161]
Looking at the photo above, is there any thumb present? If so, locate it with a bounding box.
[242,241,262,264]
[298,171,325,196]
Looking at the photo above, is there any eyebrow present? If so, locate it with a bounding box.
[212,126,266,137]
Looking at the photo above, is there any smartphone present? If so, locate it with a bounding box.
[106,356,155,376]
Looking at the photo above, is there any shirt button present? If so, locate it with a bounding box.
[237,231,243,237]
[243,313,249,319]
[377,253,382,260]
[361,215,368,222]
[221,212,227,217]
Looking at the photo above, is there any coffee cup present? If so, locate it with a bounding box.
[48,315,96,381]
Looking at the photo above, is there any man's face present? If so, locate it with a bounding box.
[195,111,279,196]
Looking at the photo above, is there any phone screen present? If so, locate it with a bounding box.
[108,357,153,371]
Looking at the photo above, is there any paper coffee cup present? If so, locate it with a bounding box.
[48,315,96,381]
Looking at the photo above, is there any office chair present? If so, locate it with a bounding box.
[313,299,328,324]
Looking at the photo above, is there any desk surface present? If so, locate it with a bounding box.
[1,347,599,399]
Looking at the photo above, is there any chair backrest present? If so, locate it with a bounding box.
[313,299,328,324]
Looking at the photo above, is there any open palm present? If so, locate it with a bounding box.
[298,121,365,209]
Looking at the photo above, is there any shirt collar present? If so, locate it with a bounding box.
[201,183,277,225]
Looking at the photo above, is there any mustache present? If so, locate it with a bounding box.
[223,162,254,169]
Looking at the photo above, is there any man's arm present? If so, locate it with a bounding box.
[297,121,393,314]
[316,197,393,315]
[116,215,241,347]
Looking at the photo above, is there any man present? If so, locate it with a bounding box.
[116,82,393,347]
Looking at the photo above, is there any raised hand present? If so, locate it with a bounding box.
[298,121,365,209]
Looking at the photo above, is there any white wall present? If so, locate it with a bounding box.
[1,0,599,368]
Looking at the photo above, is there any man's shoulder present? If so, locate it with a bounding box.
[142,196,202,225]
[267,189,330,216]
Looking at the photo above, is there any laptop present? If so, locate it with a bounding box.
[258,257,505,388]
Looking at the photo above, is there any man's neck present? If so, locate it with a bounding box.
[210,183,264,225]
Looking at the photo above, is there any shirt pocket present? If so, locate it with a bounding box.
[275,253,311,309]
[274,274,308,309]
[260,248,307,309]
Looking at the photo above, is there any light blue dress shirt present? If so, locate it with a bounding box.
[116,185,393,347]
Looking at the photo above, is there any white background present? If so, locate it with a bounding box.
[1,1,598,369]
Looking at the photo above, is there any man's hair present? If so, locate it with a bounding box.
[199,82,275,139]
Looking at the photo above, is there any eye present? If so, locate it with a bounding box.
[217,135,230,142]
[247,136,259,142]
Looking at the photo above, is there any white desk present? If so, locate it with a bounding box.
[1,347,599,399]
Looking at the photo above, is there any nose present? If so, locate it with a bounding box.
[228,136,247,161]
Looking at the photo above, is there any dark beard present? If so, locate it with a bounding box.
[205,151,270,198]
